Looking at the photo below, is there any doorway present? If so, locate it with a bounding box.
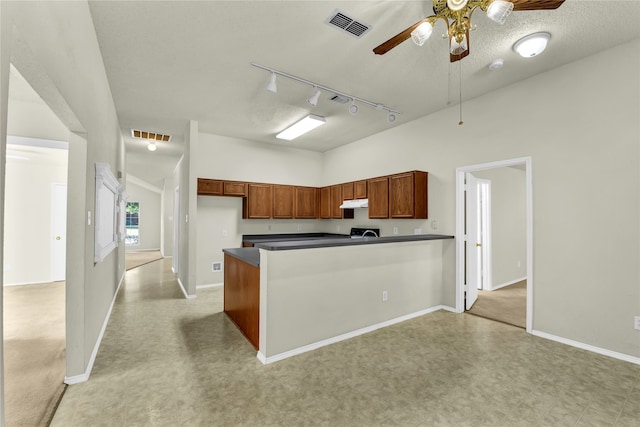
[456,157,532,332]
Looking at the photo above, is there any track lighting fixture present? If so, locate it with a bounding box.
[252,62,400,124]
[266,72,277,93]
[307,88,321,107]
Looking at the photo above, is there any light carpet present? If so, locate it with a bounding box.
[466,280,527,328]
[3,281,66,426]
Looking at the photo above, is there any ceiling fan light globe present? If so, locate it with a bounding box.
[513,32,551,57]
[411,21,433,46]
[450,33,468,56]
[486,0,514,25]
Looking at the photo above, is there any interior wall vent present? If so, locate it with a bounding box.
[325,9,372,38]
[330,94,350,104]
[131,129,172,142]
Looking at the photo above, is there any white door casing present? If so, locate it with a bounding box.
[465,173,480,309]
[173,185,180,274]
[455,157,533,332]
[52,183,67,281]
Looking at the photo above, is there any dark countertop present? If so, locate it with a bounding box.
[255,234,454,251]
[224,234,454,266]
[222,247,260,267]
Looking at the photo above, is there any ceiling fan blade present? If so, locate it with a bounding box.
[373,18,431,55]
[510,0,566,11]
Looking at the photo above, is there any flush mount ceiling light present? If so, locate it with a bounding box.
[251,62,400,124]
[513,32,551,57]
[307,88,321,107]
[373,0,565,62]
[276,115,326,141]
[266,72,277,93]
[147,142,157,151]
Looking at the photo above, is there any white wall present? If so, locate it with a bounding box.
[124,180,161,251]
[1,1,127,393]
[3,143,68,285]
[473,167,527,289]
[322,39,640,358]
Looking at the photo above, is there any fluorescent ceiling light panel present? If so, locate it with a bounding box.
[276,115,326,141]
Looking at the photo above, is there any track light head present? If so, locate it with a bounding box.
[307,88,321,107]
[266,72,277,93]
[387,113,397,123]
[348,102,359,115]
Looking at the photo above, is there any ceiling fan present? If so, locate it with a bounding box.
[373,0,566,62]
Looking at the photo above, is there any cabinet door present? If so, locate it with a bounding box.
[389,171,428,219]
[389,173,415,218]
[294,187,318,219]
[367,177,389,219]
[272,185,294,219]
[341,182,354,200]
[330,185,343,219]
[246,184,272,219]
[319,187,331,219]
[197,178,223,196]
[354,180,367,199]
[223,181,247,196]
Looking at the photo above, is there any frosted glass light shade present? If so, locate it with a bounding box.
[486,0,514,25]
[513,32,551,57]
[411,22,433,46]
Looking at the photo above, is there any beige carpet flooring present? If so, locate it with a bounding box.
[3,281,66,427]
[466,280,527,328]
[125,250,163,270]
[51,261,640,426]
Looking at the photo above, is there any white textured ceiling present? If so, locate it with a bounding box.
[85,0,638,186]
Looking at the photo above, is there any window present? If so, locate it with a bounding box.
[125,202,140,245]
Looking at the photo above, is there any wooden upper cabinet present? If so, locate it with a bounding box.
[367,176,389,219]
[245,183,272,219]
[389,171,428,219]
[354,180,367,199]
[272,185,294,219]
[319,187,331,219]
[341,182,354,201]
[223,181,247,197]
[294,187,318,219]
[330,185,343,219]
[197,178,223,196]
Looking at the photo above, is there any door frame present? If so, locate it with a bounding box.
[51,182,67,282]
[455,156,533,332]
[172,185,180,274]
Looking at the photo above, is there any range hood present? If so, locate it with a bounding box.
[339,199,368,209]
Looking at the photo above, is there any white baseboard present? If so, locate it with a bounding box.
[196,282,223,289]
[64,269,127,384]
[489,276,527,291]
[257,305,448,365]
[177,277,196,299]
[439,305,459,313]
[4,280,59,287]
[531,329,640,365]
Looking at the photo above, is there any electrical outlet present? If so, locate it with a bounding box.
[382,290,388,302]
[635,316,640,331]
[221,229,228,237]
[393,227,398,235]
[212,262,222,272]
[414,228,422,235]
[268,224,272,231]
[297,224,302,231]
[431,220,438,230]
[336,225,341,232]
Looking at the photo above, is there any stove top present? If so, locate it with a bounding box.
[350,227,380,238]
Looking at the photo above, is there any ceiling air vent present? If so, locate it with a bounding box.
[330,94,350,104]
[131,129,172,142]
[325,9,372,38]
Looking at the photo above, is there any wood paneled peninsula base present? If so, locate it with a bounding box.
[223,233,454,363]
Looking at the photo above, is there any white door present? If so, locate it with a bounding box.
[465,173,480,309]
[52,183,67,281]
[173,186,180,274]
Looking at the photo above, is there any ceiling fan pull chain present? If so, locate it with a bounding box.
[459,60,464,126]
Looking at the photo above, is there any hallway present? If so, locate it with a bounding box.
[52,259,639,426]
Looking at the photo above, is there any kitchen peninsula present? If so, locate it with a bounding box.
[223,232,454,364]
